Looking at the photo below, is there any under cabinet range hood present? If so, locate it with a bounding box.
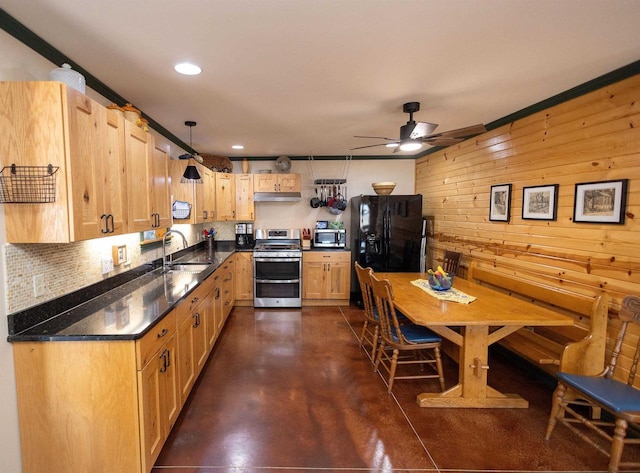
[253,192,302,202]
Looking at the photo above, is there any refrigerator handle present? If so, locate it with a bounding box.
[420,217,427,273]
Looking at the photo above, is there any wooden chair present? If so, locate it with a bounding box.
[545,295,640,473]
[354,262,380,361]
[442,250,462,275]
[370,273,446,394]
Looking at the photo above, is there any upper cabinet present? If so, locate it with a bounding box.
[0,82,128,242]
[169,160,215,224]
[235,174,254,221]
[214,172,235,221]
[253,173,300,193]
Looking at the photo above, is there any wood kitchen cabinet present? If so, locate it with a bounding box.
[302,251,351,305]
[234,251,254,305]
[0,82,127,242]
[235,173,255,220]
[168,160,214,224]
[220,258,235,320]
[214,172,236,220]
[125,116,171,232]
[253,173,300,193]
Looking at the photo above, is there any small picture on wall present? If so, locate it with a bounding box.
[522,184,559,221]
[573,179,628,224]
[489,184,512,222]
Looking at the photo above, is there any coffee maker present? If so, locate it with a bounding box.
[235,223,254,249]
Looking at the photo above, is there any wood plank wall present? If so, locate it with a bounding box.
[415,74,640,373]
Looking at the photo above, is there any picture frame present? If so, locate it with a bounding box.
[522,184,559,221]
[489,184,512,222]
[573,179,628,224]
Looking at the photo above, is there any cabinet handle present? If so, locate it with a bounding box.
[159,350,168,373]
[157,327,168,338]
[215,288,220,299]
[191,296,199,304]
[203,210,208,220]
[193,312,200,328]
[108,214,115,233]
[165,349,171,368]
[100,214,109,234]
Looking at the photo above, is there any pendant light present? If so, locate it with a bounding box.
[180,121,203,184]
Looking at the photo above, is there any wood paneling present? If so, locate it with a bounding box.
[415,74,640,376]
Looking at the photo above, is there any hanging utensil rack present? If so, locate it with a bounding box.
[0,164,59,203]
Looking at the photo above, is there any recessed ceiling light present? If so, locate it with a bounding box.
[232,145,244,150]
[174,63,202,75]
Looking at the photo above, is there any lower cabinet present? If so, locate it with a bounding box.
[302,251,351,305]
[12,259,235,473]
[234,252,254,305]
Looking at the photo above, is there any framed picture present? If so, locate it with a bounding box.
[489,184,512,222]
[573,179,628,224]
[522,184,559,220]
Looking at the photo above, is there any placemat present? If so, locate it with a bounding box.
[411,279,477,304]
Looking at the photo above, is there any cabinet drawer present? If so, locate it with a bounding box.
[303,251,351,263]
[136,310,176,370]
[174,280,211,325]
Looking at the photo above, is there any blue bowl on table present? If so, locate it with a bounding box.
[427,272,455,291]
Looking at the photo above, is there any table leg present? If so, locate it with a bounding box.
[416,325,529,408]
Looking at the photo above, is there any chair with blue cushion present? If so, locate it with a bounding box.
[354,262,380,361]
[545,295,640,473]
[370,273,445,394]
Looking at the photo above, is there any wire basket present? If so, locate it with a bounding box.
[0,164,59,203]
[172,200,191,219]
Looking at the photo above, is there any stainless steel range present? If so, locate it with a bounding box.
[253,228,302,308]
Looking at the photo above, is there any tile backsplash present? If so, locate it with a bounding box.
[4,222,235,314]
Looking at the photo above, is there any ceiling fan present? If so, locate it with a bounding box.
[351,102,487,152]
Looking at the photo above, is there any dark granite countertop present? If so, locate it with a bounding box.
[7,248,234,343]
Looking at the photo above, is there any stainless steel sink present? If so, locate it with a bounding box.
[165,263,211,274]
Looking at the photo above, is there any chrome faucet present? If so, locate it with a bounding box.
[162,229,188,271]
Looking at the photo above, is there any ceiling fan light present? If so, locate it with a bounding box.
[385,143,399,148]
[399,140,422,152]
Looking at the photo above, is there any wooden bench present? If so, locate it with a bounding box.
[468,261,609,377]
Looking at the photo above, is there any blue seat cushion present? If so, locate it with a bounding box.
[392,324,441,344]
[558,372,640,414]
[372,307,408,321]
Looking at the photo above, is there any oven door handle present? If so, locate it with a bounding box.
[254,257,301,263]
[255,278,301,284]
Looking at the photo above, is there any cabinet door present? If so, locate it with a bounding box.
[253,173,277,192]
[177,314,196,402]
[235,174,254,221]
[215,172,236,221]
[66,90,105,240]
[151,139,172,229]
[234,252,254,301]
[102,108,128,235]
[302,261,326,299]
[139,335,175,472]
[278,174,301,192]
[202,166,216,223]
[193,304,208,376]
[327,260,351,300]
[168,159,196,224]
[221,261,235,320]
[126,121,154,232]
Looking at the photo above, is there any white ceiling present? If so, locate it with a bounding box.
[1,0,639,158]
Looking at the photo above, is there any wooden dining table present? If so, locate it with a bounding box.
[375,272,574,409]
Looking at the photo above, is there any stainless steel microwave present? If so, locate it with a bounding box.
[313,229,346,248]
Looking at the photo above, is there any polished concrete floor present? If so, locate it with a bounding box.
[153,305,640,473]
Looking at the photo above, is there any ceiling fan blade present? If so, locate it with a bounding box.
[422,137,464,147]
[350,142,397,150]
[409,121,438,139]
[353,135,399,141]
[430,124,487,139]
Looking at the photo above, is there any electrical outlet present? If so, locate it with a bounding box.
[101,257,114,275]
[33,274,45,297]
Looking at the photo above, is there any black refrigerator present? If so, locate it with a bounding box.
[350,194,426,304]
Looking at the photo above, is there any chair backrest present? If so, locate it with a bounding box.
[608,295,640,384]
[442,250,462,275]
[354,262,376,323]
[370,273,405,345]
